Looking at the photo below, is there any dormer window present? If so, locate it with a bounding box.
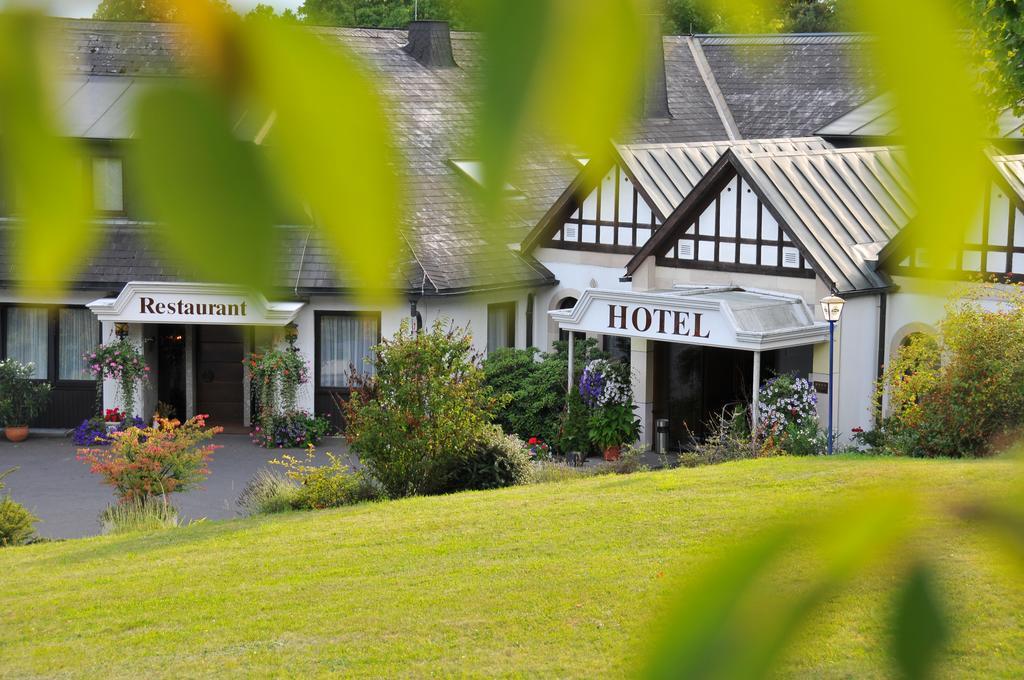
[450,159,523,197]
[92,156,124,214]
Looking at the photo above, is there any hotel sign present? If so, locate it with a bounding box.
[606,304,711,339]
[549,287,828,352]
[88,282,304,326]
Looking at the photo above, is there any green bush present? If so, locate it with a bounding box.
[269,450,379,510]
[0,497,37,546]
[0,468,37,547]
[344,319,501,498]
[236,469,299,515]
[100,498,179,535]
[441,425,533,492]
[483,339,607,455]
[0,358,51,427]
[881,285,1024,457]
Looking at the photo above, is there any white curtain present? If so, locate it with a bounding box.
[320,315,378,388]
[59,308,98,380]
[6,308,48,379]
[487,304,512,353]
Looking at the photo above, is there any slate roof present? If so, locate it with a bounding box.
[6,19,743,295]
[818,92,1024,141]
[696,33,875,138]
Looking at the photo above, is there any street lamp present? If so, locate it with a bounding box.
[819,293,845,455]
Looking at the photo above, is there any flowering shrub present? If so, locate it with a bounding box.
[757,375,823,455]
[757,375,818,433]
[269,448,377,510]
[85,339,149,418]
[578,359,631,408]
[526,436,551,461]
[72,414,147,446]
[77,415,221,503]
[104,408,123,423]
[880,284,1024,457]
[251,411,333,448]
[246,347,309,417]
[578,359,638,453]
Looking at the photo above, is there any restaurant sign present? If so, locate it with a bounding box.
[88,282,304,326]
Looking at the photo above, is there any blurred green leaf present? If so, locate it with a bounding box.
[643,492,913,679]
[848,0,992,280]
[475,0,648,234]
[131,82,278,291]
[241,18,402,302]
[890,561,950,680]
[0,11,91,294]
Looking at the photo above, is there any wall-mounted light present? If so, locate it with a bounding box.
[114,322,129,339]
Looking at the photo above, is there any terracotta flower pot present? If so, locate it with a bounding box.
[603,445,621,461]
[4,425,29,443]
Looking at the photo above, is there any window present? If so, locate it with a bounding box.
[5,307,48,379]
[318,313,380,388]
[58,308,99,381]
[603,335,631,365]
[487,302,516,353]
[556,297,585,345]
[92,156,124,213]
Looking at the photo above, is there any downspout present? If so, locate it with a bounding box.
[874,291,887,426]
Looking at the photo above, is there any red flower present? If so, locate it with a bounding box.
[528,437,538,445]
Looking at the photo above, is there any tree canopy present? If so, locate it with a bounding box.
[93,0,234,22]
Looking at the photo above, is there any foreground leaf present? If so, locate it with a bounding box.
[0,11,91,294]
[890,561,950,680]
[474,0,648,236]
[132,82,279,291]
[241,19,402,302]
[848,0,991,280]
[643,491,913,679]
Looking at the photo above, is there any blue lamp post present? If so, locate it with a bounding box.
[819,293,846,455]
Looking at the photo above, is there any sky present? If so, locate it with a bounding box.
[27,1,303,17]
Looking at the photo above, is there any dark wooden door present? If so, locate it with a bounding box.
[196,325,244,429]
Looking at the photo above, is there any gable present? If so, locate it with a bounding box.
[656,173,815,276]
[886,181,1024,281]
[545,163,664,253]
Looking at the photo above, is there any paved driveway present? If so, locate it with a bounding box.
[0,434,354,539]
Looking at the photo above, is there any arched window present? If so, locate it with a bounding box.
[557,297,585,344]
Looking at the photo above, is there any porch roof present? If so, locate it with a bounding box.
[549,285,828,352]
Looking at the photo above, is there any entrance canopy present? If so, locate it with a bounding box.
[87,281,305,326]
[549,285,827,351]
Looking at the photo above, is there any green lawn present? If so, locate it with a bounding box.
[1,456,1022,678]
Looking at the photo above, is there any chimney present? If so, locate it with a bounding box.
[641,15,670,119]
[404,21,457,68]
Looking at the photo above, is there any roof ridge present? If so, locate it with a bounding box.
[617,136,827,151]
[735,144,901,159]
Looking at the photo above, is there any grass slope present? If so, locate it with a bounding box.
[1,456,1022,678]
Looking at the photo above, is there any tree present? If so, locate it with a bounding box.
[785,0,840,33]
[663,0,717,34]
[298,0,471,29]
[245,3,300,23]
[93,0,234,22]
[964,0,1024,115]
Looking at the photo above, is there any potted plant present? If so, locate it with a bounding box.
[0,359,52,442]
[104,408,124,433]
[588,403,640,461]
